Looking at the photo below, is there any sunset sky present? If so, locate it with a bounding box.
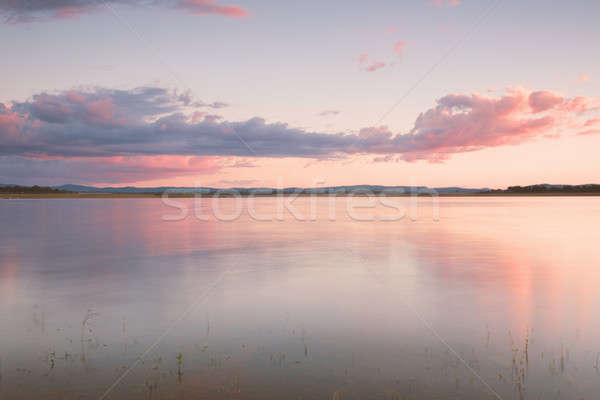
[1,0,599,188]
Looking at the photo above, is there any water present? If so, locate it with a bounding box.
[1,197,599,399]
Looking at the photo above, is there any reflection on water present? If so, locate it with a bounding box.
[0,197,599,399]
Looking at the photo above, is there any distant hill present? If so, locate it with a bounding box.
[50,184,489,195]
[55,184,214,194]
[2,183,488,194]
[3,183,600,196]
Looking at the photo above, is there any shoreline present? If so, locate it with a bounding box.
[3,192,600,199]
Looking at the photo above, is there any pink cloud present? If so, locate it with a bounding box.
[101,155,222,178]
[359,54,368,64]
[528,90,564,113]
[395,88,558,161]
[190,111,207,123]
[218,157,258,168]
[428,0,461,7]
[559,96,600,113]
[0,107,26,140]
[577,129,600,136]
[67,90,87,104]
[177,0,250,18]
[55,6,93,19]
[366,61,385,72]
[577,75,590,83]
[2,85,599,185]
[362,86,597,162]
[231,159,257,168]
[27,155,224,185]
[393,41,405,56]
[85,98,122,126]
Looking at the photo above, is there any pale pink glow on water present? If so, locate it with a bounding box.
[1,198,599,398]
[0,249,18,305]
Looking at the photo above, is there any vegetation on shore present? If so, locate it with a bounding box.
[0,185,71,194]
[490,184,600,194]
[1,184,600,198]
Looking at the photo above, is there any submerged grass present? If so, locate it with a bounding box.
[2,307,600,400]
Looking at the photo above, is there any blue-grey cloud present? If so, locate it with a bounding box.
[1,85,595,183]
[318,110,340,117]
[0,0,249,23]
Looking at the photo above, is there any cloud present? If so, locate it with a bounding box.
[578,118,600,136]
[12,86,185,128]
[12,86,225,127]
[372,154,398,163]
[190,111,207,123]
[0,155,222,186]
[230,159,257,168]
[318,110,340,117]
[177,0,249,18]
[428,0,461,7]
[204,114,224,123]
[192,100,229,108]
[0,0,249,23]
[177,90,194,106]
[528,90,564,113]
[366,61,385,72]
[1,85,598,183]
[393,41,405,56]
[577,75,590,83]
[208,101,229,109]
[577,130,600,136]
[359,54,368,64]
[584,118,599,127]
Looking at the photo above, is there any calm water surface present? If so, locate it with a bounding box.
[1,197,599,399]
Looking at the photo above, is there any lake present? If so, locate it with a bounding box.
[1,197,599,399]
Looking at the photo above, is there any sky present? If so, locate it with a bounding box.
[1,0,599,188]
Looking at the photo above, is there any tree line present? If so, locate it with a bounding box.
[0,185,71,194]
